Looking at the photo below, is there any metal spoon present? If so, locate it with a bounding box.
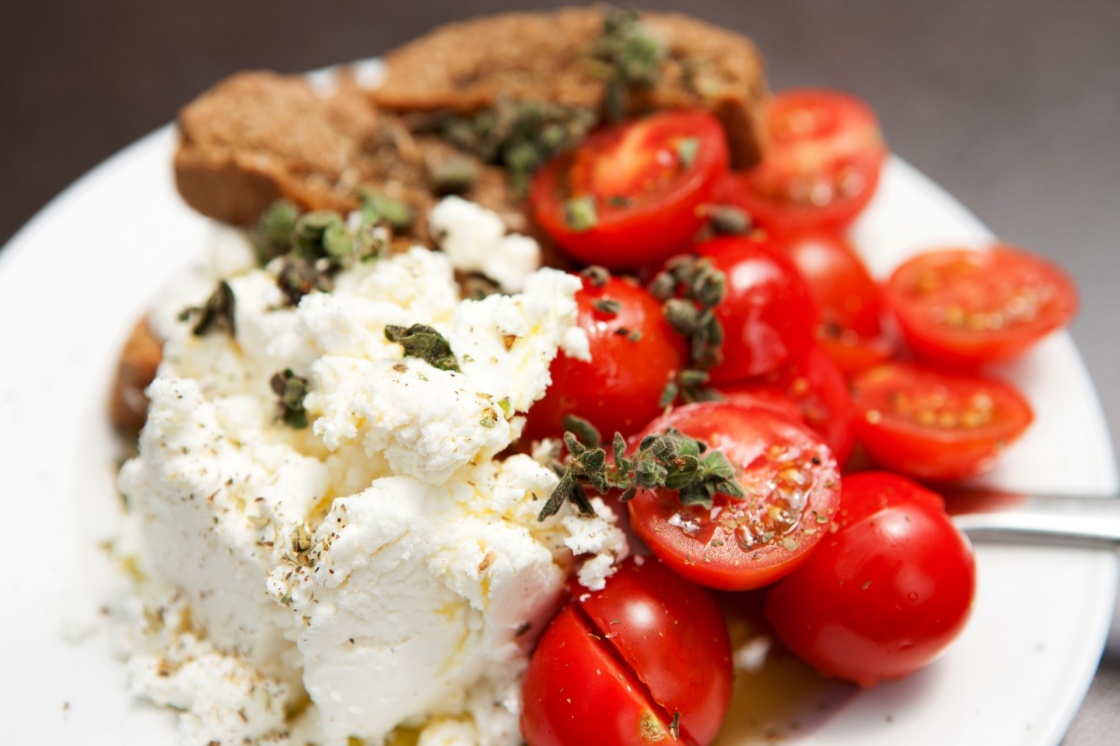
[950,493,1120,549]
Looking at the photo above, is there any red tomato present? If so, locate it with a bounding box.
[817,332,894,378]
[765,472,976,687]
[718,345,857,466]
[724,89,887,235]
[885,245,1078,367]
[524,273,686,441]
[530,110,729,270]
[521,558,732,746]
[627,402,841,591]
[695,234,819,382]
[850,362,1034,481]
[774,230,883,338]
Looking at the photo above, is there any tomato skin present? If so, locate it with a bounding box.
[695,235,819,382]
[850,362,1034,481]
[718,345,857,466]
[765,472,976,687]
[627,402,841,591]
[530,110,729,270]
[817,332,894,378]
[885,245,1078,368]
[724,89,887,236]
[523,274,686,441]
[521,558,733,746]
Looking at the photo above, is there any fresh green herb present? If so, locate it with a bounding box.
[359,189,415,232]
[429,156,478,195]
[564,195,599,231]
[276,255,333,307]
[593,7,665,121]
[652,256,728,386]
[254,199,300,263]
[434,99,597,193]
[384,324,461,372]
[676,137,700,168]
[708,204,751,235]
[181,280,236,337]
[592,297,622,316]
[537,422,746,520]
[270,369,310,429]
[580,265,611,288]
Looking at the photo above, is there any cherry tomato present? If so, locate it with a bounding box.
[765,472,976,687]
[627,402,841,591]
[817,332,894,378]
[521,558,733,746]
[695,234,818,382]
[717,345,857,466]
[850,362,1034,481]
[530,110,729,270]
[885,245,1078,368]
[723,89,887,235]
[523,273,686,441]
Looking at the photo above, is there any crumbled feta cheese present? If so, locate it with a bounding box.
[119,204,622,745]
[429,196,542,292]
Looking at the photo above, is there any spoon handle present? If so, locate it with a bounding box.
[951,495,1120,548]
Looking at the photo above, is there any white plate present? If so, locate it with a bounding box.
[0,125,1116,746]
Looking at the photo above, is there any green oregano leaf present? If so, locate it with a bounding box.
[384,324,461,373]
[182,280,236,337]
[270,369,310,429]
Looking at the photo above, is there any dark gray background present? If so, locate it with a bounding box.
[2,0,1117,741]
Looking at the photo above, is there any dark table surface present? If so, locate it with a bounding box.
[3,0,1118,742]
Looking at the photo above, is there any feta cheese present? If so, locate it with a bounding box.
[118,207,621,746]
[429,196,542,292]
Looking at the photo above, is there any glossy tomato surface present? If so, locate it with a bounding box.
[718,345,857,466]
[531,110,729,270]
[765,472,976,687]
[885,245,1078,367]
[724,89,887,235]
[521,558,732,746]
[850,362,1034,481]
[696,234,818,382]
[523,273,686,441]
[627,402,841,591]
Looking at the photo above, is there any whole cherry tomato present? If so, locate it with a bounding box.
[765,472,976,687]
[721,89,887,236]
[885,245,1078,368]
[521,558,733,746]
[523,272,686,441]
[627,402,841,591]
[717,344,857,466]
[530,110,729,270]
[850,361,1034,481]
[695,234,818,383]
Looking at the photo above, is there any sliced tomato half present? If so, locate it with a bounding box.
[531,110,730,270]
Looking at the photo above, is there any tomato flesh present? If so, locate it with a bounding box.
[725,89,887,235]
[695,234,819,382]
[850,362,1034,481]
[521,559,732,746]
[531,110,729,270]
[523,273,686,441]
[627,402,841,591]
[765,472,976,687]
[885,245,1078,367]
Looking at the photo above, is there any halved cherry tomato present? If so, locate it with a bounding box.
[521,558,732,746]
[765,472,975,687]
[724,89,887,235]
[717,345,857,466]
[885,245,1078,368]
[530,110,729,270]
[523,273,686,441]
[695,234,818,382]
[817,332,894,378]
[850,362,1034,481]
[627,402,841,591]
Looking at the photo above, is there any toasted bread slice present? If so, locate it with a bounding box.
[109,317,163,433]
[372,8,768,168]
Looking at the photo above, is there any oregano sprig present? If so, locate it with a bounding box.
[537,420,746,521]
[384,324,461,373]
